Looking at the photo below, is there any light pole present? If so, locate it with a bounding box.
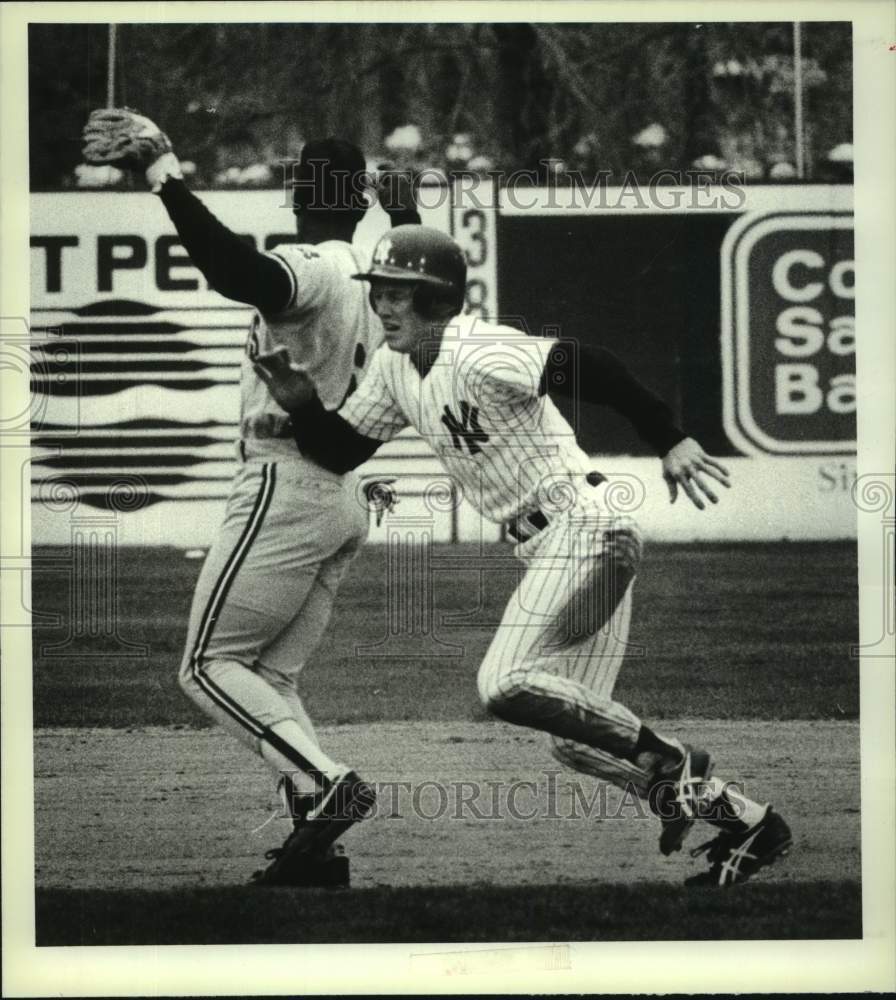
[106,23,117,108]
[793,21,805,178]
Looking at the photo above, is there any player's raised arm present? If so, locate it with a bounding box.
[542,343,730,510]
[374,166,422,227]
[81,108,292,313]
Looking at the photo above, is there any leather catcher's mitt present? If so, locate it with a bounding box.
[82,108,173,171]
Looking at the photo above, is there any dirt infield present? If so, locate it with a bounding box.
[35,718,859,890]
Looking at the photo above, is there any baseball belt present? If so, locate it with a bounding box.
[506,471,607,542]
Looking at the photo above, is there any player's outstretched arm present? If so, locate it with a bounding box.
[81,108,291,313]
[542,342,730,509]
[374,165,421,227]
[254,348,383,474]
[542,343,686,454]
[156,180,292,312]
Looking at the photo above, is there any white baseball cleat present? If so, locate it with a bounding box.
[685,806,793,887]
[648,745,714,856]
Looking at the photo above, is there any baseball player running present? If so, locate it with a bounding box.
[82,109,420,886]
[256,224,794,888]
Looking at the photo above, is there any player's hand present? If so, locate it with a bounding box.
[254,347,315,411]
[661,437,731,511]
[374,163,417,217]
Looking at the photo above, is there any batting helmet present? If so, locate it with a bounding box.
[353,225,467,318]
[291,137,369,219]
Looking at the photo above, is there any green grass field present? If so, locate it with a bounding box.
[30,540,861,944]
[31,541,859,727]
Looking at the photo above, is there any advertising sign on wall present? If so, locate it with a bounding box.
[29,183,856,544]
[721,210,855,456]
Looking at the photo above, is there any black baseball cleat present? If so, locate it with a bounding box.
[685,806,793,887]
[251,770,376,887]
[648,745,714,856]
[251,843,350,888]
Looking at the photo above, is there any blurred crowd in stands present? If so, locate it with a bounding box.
[71,119,853,190]
[70,53,853,190]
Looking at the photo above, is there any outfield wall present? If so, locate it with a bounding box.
[26,183,855,545]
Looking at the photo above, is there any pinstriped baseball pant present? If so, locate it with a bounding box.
[477,501,654,795]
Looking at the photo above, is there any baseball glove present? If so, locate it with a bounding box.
[82,108,174,172]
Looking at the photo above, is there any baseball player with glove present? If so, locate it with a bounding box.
[255,225,794,888]
[82,108,417,886]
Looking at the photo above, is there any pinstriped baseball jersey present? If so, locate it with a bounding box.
[338,314,594,523]
[240,241,382,460]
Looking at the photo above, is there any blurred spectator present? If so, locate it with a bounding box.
[542,157,568,180]
[468,154,496,175]
[713,58,745,79]
[633,123,668,149]
[768,161,797,180]
[383,124,426,172]
[214,166,242,186]
[729,156,764,180]
[687,153,731,185]
[74,163,124,188]
[240,163,274,186]
[691,154,727,172]
[631,122,668,179]
[384,124,423,156]
[445,132,475,172]
[570,131,600,174]
[212,162,274,187]
[827,142,853,164]
[819,142,853,182]
[713,54,827,91]
[417,166,449,186]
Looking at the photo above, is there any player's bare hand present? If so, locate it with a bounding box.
[662,437,731,510]
[254,347,315,411]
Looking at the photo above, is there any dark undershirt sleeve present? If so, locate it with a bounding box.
[540,344,686,457]
[157,178,292,313]
[386,207,422,227]
[289,393,383,474]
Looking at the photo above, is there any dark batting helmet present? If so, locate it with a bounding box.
[353,225,467,318]
[292,137,370,220]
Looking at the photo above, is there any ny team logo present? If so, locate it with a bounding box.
[441,401,489,455]
[721,210,855,456]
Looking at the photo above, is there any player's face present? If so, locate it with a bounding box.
[370,282,428,354]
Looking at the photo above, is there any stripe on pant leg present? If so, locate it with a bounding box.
[188,464,331,788]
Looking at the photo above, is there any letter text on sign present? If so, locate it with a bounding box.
[721,209,856,456]
[97,236,148,291]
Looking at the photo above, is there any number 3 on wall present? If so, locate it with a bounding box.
[461,208,488,267]
[453,196,497,319]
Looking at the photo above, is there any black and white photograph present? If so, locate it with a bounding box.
[2,1,894,995]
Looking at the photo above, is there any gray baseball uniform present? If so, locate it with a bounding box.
[179,242,379,792]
